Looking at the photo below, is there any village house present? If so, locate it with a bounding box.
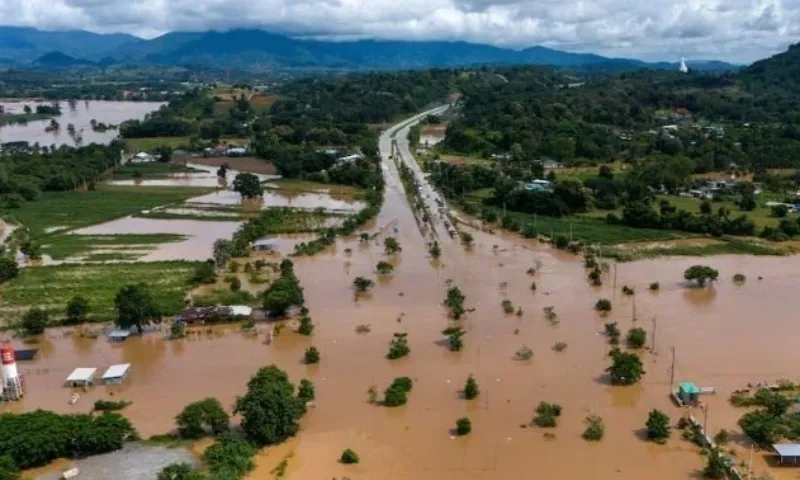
[130,152,156,164]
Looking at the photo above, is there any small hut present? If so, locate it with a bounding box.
[679,382,701,405]
[65,368,97,388]
[102,364,131,385]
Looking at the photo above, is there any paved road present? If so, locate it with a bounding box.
[378,105,454,241]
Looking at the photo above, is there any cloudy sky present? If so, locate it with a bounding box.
[1,0,798,63]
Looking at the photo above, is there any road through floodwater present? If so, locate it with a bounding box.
[6,108,800,479]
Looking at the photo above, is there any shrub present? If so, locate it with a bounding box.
[176,398,230,439]
[22,308,48,335]
[607,350,645,385]
[455,417,472,436]
[234,366,306,446]
[543,306,558,325]
[304,346,320,364]
[552,341,568,352]
[229,277,242,292]
[340,448,359,464]
[501,299,514,314]
[298,379,315,403]
[582,414,604,441]
[649,282,660,291]
[733,273,746,284]
[444,328,465,351]
[713,429,730,446]
[594,298,612,312]
[353,276,375,293]
[646,409,671,443]
[65,296,90,325]
[387,333,410,359]
[684,265,719,287]
[376,261,394,275]
[514,346,533,361]
[384,377,413,407]
[192,260,217,284]
[170,322,187,339]
[297,315,314,336]
[626,328,647,349]
[622,285,634,296]
[554,235,569,249]
[533,402,563,428]
[464,375,479,400]
[93,400,131,412]
[0,256,20,283]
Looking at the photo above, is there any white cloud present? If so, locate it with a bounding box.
[1,0,799,62]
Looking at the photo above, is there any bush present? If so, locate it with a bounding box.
[582,414,604,441]
[649,282,660,291]
[353,276,375,293]
[229,277,242,292]
[170,322,186,339]
[622,285,634,296]
[607,350,645,385]
[554,235,569,249]
[455,417,472,436]
[684,265,719,287]
[176,398,230,439]
[340,448,360,464]
[0,256,19,283]
[304,346,320,364]
[202,433,257,478]
[772,204,789,218]
[192,260,217,284]
[22,308,48,335]
[376,261,394,275]
[387,332,410,359]
[552,341,567,352]
[779,218,800,236]
[464,375,479,400]
[594,298,612,312]
[533,402,563,428]
[65,296,90,325]
[383,377,413,407]
[626,328,647,349]
[298,379,315,403]
[733,273,746,284]
[93,400,132,412]
[514,345,533,361]
[297,315,314,336]
[646,409,671,443]
[501,299,514,314]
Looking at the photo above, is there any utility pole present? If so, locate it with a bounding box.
[613,264,618,291]
[632,295,637,322]
[651,317,657,352]
[747,444,753,479]
[703,403,709,436]
[669,346,676,395]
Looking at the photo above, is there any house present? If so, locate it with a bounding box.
[226,147,247,157]
[670,107,693,122]
[102,364,131,385]
[130,152,156,164]
[252,239,275,252]
[523,179,553,192]
[335,154,362,165]
[65,368,97,387]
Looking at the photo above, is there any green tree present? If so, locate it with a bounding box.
[595,298,612,312]
[455,417,472,436]
[459,231,474,246]
[175,398,230,439]
[340,448,359,464]
[304,346,320,364]
[0,257,19,284]
[376,261,394,274]
[703,448,727,479]
[383,377,412,407]
[645,409,671,443]
[234,366,305,445]
[684,265,719,286]
[607,350,645,385]
[387,332,410,359]
[353,276,375,293]
[384,237,401,255]
[463,374,479,400]
[157,463,198,480]
[444,327,465,351]
[156,145,172,163]
[114,284,161,334]
[202,433,256,477]
[65,296,90,325]
[213,239,233,269]
[429,241,441,259]
[297,315,314,335]
[263,276,304,317]
[582,414,604,441]
[533,402,563,428]
[21,308,48,335]
[192,260,217,284]
[233,173,264,199]
[700,201,712,215]
[772,204,789,218]
[626,328,647,349]
[444,286,466,319]
[298,379,315,403]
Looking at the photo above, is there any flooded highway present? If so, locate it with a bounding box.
[4,108,798,479]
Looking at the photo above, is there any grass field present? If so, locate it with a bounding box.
[42,234,187,260]
[123,137,193,151]
[0,261,201,323]
[112,163,205,179]
[0,113,51,126]
[1,185,215,238]
[604,238,791,262]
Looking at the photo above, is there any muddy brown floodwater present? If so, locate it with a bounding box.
[3,110,798,480]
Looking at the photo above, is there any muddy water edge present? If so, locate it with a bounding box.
[3,112,794,479]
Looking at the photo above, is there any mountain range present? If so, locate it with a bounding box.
[0,26,740,72]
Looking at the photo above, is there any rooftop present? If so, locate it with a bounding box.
[66,367,97,383]
[774,444,800,457]
[102,363,131,380]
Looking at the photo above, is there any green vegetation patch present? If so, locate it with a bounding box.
[605,238,791,262]
[123,136,193,151]
[0,261,201,323]
[0,112,52,126]
[43,233,187,260]
[112,162,206,179]
[1,184,215,238]
[266,179,362,196]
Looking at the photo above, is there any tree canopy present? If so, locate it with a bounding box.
[114,283,161,333]
[234,366,306,446]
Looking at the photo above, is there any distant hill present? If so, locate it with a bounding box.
[0,26,741,72]
[33,51,95,68]
[0,26,141,64]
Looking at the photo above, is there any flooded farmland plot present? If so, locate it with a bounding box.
[186,189,366,214]
[107,163,278,188]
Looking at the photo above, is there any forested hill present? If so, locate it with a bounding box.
[0,27,738,72]
[441,42,800,171]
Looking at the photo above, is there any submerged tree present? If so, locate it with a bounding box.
[444,286,466,319]
[582,414,605,441]
[429,241,442,259]
[232,173,264,199]
[455,417,472,436]
[626,327,647,349]
[463,374,479,400]
[645,409,671,444]
[175,398,230,439]
[376,261,394,275]
[353,276,375,293]
[387,332,410,359]
[234,365,306,445]
[442,327,465,352]
[684,265,719,287]
[459,231,474,247]
[607,350,645,385]
[304,346,320,364]
[384,237,402,255]
[297,315,314,336]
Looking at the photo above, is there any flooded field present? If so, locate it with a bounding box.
[0,100,164,146]
[420,124,446,147]
[108,163,278,188]
[29,443,197,480]
[71,217,241,261]
[187,189,366,214]
[4,110,798,480]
